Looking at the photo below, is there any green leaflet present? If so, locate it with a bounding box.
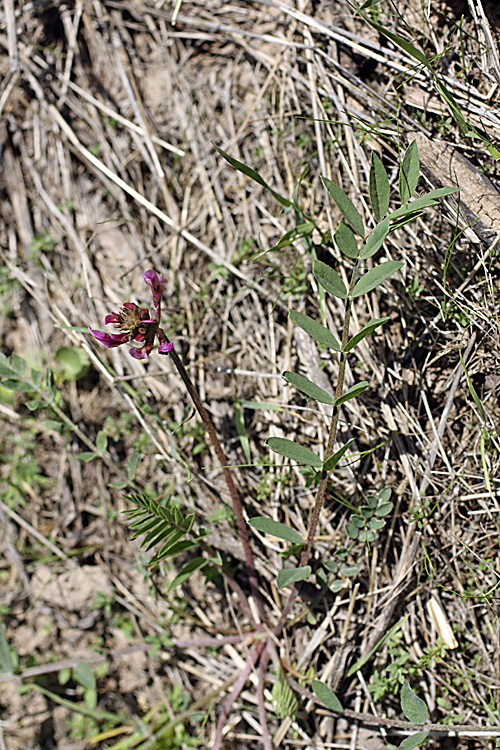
[351,261,404,298]
[212,142,292,207]
[249,517,304,544]
[369,152,390,220]
[335,381,369,406]
[282,371,333,404]
[359,13,432,70]
[360,218,389,260]
[344,317,389,352]
[234,399,251,464]
[334,221,358,258]
[277,566,311,588]
[322,438,355,472]
[399,140,420,205]
[266,437,322,467]
[289,310,341,351]
[266,222,315,254]
[389,186,458,220]
[313,260,348,299]
[311,680,343,711]
[321,176,365,236]
[168,557,208,592]
[398,731,430,750]
[401,682,429,725]
[73,662,96,691]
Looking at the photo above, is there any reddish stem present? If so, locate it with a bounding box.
[168,345,265,621]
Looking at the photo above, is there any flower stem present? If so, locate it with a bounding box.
[168,346,265,621]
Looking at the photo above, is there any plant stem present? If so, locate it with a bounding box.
[168,346,265,621]
[276,257,361,628]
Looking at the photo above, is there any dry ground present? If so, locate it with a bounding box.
[1,0,500,748]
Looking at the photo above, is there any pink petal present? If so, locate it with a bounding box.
[129,344,153,360]
[103,312,121,324]
[158,342,174,355]
[143,269,166,302]
[88,328,128,348]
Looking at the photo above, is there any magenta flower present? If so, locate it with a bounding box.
[89,270,174,359]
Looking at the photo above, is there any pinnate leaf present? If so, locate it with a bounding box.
[321,176,364,236]
[283,371,333,404]
[314,260,348,299]
[369,152,390,220]
[289,310,340,351]
[249,517,304,544]
[351,261,404,298]
[266,437,322,467]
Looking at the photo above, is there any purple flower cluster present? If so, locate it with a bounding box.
[89,269,174,359]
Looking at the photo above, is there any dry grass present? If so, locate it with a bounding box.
[1,0,500,748]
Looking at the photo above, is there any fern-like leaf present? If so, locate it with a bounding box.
[122,492,210,565]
